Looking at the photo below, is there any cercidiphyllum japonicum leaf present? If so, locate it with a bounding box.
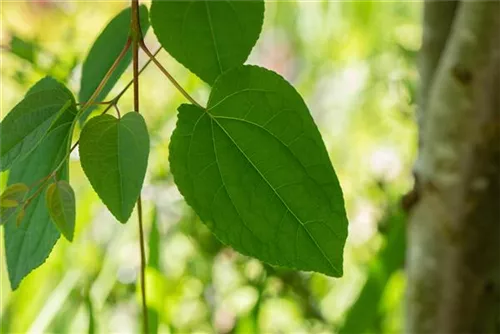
[78,5,150,124]
[150,0,264,85]
[79,112,149,223]
[46,181,76,242]
[169,65,348,276]
[0,183,29,224]
[4,78,78,290]
[0,76,76,171]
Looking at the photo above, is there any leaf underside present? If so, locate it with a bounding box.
[170,65,348,276]
[150,0,264,85]
[79,112,150,223]
[78,5,150,124]
[4,78,78,289]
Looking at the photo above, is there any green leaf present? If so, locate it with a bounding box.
[0,183,29,224]
[169,65,348,276]
[79,5,150,123]
[4,95,77,289]
[10,35,38,65]
[150,0,264,85]
[79,112,150,223]
[0,77,76,171]
[46,180,76,242]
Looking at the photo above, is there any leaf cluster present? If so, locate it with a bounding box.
[0,0,348,291]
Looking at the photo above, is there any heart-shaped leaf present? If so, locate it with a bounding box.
[150,0,264,85]
[79,112,149,223]
[170,65,348,277]
[1,183,29,224]
[46,180,76,242]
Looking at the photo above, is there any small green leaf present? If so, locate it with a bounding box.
[5,100,77,289]
[150,0,264,85]
[79,5,150,124]
[1,183,28,206]
[79,112,150,223]
[0,77,76,171]
[170,65,348,277]
[10,35,38,65]
[46,181,76,242]
[0,183,29,224]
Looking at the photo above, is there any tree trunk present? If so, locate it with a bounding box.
[406,1,500,333]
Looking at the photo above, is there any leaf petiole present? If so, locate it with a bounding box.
[139,41,203,109]
[76,100,112,107]
[79,38,132,116]
[99,46,162,116]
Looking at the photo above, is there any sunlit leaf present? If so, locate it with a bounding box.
[170,65,348,276]
[150,0,264,85]
[0,77,76,171]
[79,112,150,223]
[78,5,150,124]
[0,183,29,224]
[46,180,76,242]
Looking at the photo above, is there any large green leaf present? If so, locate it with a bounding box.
[78,5,150,123]
[4,85,77,289]
[170,65,348,276]
[46,180,76,242]
[0,77,75,171]
[79,112,149,223]
[150,0,264,85]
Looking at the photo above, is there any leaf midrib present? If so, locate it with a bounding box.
[204,1,223,74]
[116,119,125,220]
[204,114,340,275]
[212,115,343,235]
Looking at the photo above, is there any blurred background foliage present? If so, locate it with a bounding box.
[0,1,420,333]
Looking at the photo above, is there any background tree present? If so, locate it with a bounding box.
[407,1,500,332]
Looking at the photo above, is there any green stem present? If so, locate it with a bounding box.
[131,0,149,333]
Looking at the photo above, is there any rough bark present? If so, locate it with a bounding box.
[406,1,500,333]
[419,0,458,122]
